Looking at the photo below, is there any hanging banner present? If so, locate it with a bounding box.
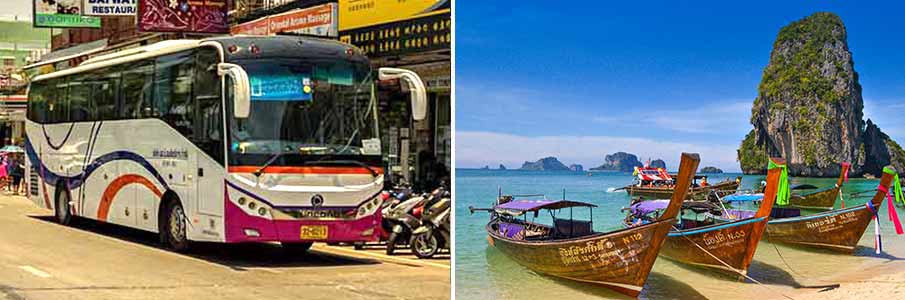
[137,0,228,33]
[84,0,138,16]
[338,0,449,30]
[231,3,337,37]
[34,0,102,28]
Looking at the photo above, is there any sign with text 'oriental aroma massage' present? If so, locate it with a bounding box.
[34,0,101,28]
[338,0,450,57]
[231,3,337,37]
[138,0,228,33]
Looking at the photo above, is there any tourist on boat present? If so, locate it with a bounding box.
[700,177,708,187]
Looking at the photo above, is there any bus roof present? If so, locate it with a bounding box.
[31,35,368,83]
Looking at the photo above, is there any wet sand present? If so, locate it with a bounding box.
[776,259,905,300]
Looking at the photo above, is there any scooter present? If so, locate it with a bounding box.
[382,190,428,255]
[410,190,450,259]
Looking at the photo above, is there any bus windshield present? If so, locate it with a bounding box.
[227,58,379,166]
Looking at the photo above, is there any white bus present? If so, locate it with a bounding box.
[25,36,427,252]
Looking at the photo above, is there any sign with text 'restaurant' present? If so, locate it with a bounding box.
[34,0,102,28]
[231,3,337,37]
[84,0,137,16]
[138,0,228,33]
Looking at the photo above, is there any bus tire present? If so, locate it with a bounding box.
[54,185,72,225]
[161,199,190,252]
[281,242,313,254]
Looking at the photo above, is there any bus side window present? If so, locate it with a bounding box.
[120,60,154,118]
[193,47,223,164]
[28,81,47,123]
[47,78,69,123]
[154,51,194,137]
[90,67,120,120]
[68,73,93,122]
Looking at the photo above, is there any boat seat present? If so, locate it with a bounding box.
[498,223,526,240]
[553,219,593,238]
[770,207,801,219]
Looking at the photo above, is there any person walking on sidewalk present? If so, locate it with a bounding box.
[8,154,23,195]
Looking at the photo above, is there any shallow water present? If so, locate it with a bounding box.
[455,169,905,300]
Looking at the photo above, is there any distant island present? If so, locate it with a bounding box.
[498,164,507,170]
[520,157,570,171]
[590,152,644,172]
[650,159,666,169]
[700,166,723,173]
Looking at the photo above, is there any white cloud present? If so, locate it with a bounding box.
[592,100,752,135]
[456,131,741,172]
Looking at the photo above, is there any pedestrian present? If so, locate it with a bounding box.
[0,153,8,191]
[9,154,23,195]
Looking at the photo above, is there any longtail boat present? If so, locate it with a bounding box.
[625,158,784,275]
[622,166,740,200]
[470,153,701,297]
[720,166,900,253]
[781,162,851,209]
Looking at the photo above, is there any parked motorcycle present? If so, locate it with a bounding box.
[382,189,428,255]
[410,188,450,259]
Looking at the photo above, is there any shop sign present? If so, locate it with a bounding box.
[34,0,102,28]
[338,0,449,30]
[84,0,137,16]
[231,3,337,37]
[339,12,450,57]
[138,0,228,33]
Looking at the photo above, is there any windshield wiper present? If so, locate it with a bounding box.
[303,159,379,178]
[253,151,294,177]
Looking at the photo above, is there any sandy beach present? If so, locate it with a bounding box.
[774,259,905,300]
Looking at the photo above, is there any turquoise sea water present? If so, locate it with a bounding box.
[455,169,905,299]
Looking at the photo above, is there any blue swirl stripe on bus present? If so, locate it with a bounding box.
[24,138,170,191]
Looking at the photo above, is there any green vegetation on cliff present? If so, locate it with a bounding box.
[738,130,768,173]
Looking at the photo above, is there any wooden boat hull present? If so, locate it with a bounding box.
[782,187,839,209]
[659,217,768,275]
[626,180,739,200]
[487,220,673,297]
[765,204,875,253]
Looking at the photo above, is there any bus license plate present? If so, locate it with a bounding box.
[299,225,328,240]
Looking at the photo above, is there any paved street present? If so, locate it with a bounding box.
[0,195,449,300]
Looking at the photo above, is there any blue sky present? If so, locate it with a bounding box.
[456,1,905,171]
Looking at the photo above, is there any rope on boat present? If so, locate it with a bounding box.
[764,230,842,290]
[670,225,796,300]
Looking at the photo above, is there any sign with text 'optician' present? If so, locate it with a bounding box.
[34,0,101,28]
[84,0,137,16]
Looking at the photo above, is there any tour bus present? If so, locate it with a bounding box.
[24,36,427,252]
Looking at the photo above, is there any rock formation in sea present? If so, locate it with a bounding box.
[480,165,490,170]
[590,152,643,172]
[569,164,584,172]
[498,164,507,170]
[519,157,570,171]
[700,166,724,174]
[649,159,666,169]
[737,12,905,177]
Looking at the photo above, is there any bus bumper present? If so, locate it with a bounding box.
[224,199,382,243]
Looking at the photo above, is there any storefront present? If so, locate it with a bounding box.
[337,0,451,190]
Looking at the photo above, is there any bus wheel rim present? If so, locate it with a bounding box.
[170,205,186,242]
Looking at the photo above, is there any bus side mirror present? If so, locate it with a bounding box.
[217,63,251,118]
[378,67,427,121]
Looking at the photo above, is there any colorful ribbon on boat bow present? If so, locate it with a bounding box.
[878,167,904,237]
[768,159,790,206]
[842,162,851,183]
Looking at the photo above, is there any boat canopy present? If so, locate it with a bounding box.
[494,200,597,213]
[635,166,672,182]
[722,193,764,202]
[629,200,669,215]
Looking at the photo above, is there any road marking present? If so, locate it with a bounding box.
[19,265,52,278]
[313,245,450,269]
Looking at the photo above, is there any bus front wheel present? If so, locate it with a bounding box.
[161,200,190,252]
[54,186,72,225]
